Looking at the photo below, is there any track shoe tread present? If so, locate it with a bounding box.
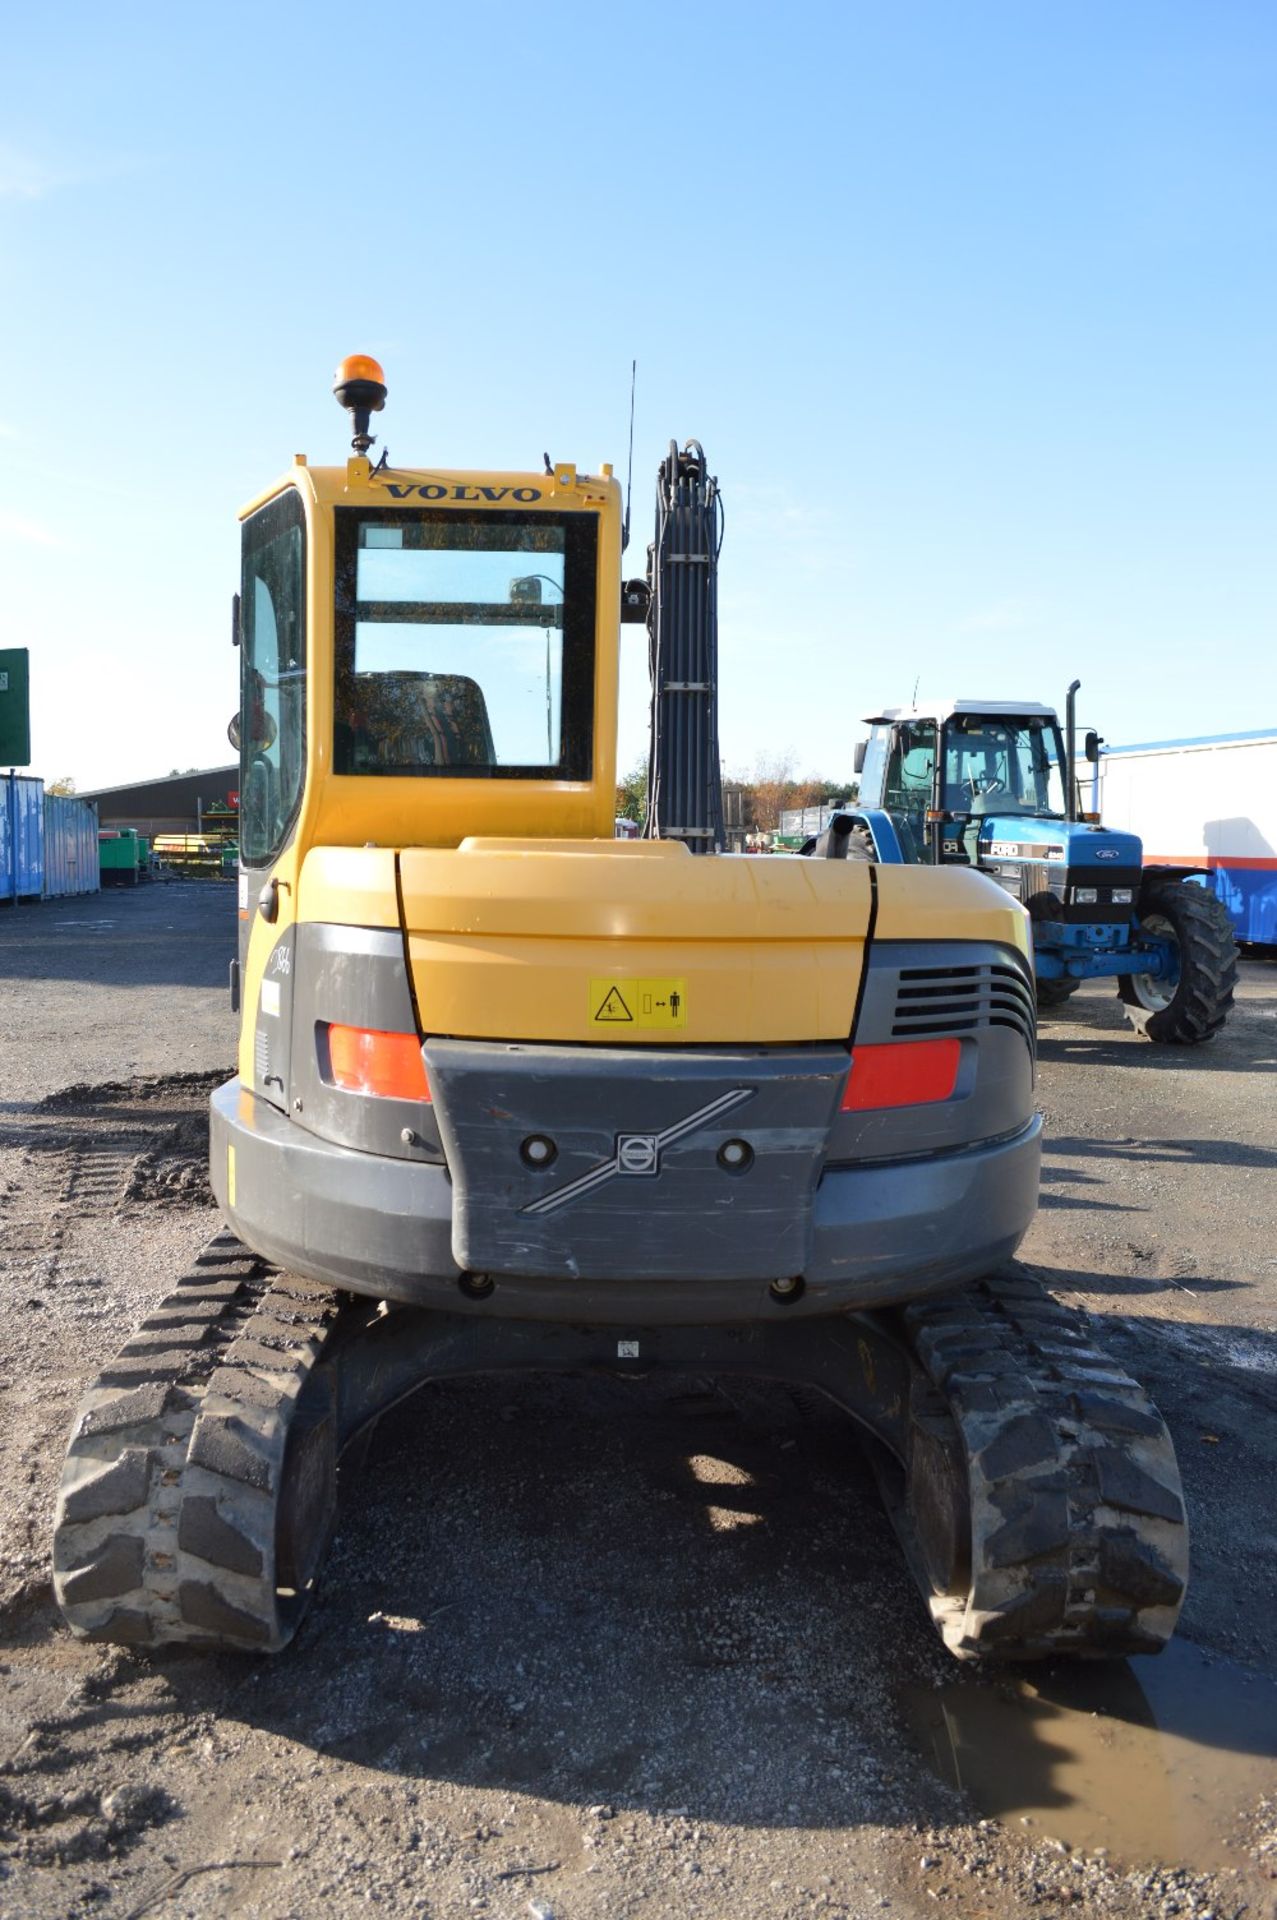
[54,1237,344,1653]
[902,1269,1189,1660]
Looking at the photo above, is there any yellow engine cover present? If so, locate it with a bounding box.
[397,838,873,1045]
[292,840,1031,1052]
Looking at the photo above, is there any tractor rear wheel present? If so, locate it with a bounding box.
[1118,882,1238,1043]
[1035,978,1080,1009]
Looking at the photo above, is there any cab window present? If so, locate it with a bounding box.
[943,717,1067,817]
[240,489,306,866]
[333,509,597,780]
[883,721,936,861]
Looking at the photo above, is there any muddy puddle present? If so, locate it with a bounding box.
[904,1638,1277,1867]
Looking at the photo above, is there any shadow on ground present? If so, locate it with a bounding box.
[1035,960,1277,1073]
[1037,1023,1277,1073]
[0,884,235,991]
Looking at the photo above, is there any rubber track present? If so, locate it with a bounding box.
[54,1242,1189,1663]
[53,1232,342,1652]
[902,1270,1189,1660]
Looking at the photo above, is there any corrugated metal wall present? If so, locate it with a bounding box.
[0,783,103,901]
[0,774,44,899]
[43,794,101,898]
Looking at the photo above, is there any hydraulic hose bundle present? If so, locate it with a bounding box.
[644,442,726,853]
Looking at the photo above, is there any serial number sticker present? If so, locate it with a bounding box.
[260,979,281,1018]
[589,978,687,1029]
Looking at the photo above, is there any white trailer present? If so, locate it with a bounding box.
[1084,728,1277,948]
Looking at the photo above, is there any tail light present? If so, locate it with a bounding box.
[322,1024,430,1101]
[841,1038,960,1112]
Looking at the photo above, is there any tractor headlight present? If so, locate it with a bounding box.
[1072,887,1098,905]
[1111,887,1134,904]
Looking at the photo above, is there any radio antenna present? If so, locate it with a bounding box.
[621,359,637,553]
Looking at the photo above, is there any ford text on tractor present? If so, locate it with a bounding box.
[53,367,1188,1662]
[814,692,1238,1043]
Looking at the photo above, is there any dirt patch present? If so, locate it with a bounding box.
[37,1068,231,1117]
[122,1115,213,1210]
[0,1777,177,1870]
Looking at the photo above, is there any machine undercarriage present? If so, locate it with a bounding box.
[54,1232,1187,1662]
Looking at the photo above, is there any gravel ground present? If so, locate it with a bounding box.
[0,884,1274,1920]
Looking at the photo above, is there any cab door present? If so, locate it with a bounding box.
[236,486,307,1107]
[882,721,937,863]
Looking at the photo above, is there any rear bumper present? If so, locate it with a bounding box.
[210,1079,1041,1324]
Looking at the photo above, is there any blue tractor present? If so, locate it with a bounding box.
[804,686,1238,1044]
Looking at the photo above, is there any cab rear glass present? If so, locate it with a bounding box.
[333,508,597,780]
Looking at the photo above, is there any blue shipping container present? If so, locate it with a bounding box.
[43,793,100,898]
[0,773,44,900]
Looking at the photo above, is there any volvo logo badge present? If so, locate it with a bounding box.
[617,1134,660,1176]
[521,1087,754,1216]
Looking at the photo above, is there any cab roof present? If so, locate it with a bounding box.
[862,699,1061,726]
[239,461,620,522]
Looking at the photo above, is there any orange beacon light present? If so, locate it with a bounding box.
[333,354,388,456]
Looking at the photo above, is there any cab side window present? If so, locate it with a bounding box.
[240,490,307,867]
[883,722,936,861]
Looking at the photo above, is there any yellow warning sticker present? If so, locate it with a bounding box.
[589,978,687,1029]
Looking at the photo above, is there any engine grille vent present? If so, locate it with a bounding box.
[892,962,1036,1055]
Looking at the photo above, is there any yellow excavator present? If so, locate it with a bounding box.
[53,359,1187,1660]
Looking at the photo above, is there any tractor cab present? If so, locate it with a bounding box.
[856,698,1142,924]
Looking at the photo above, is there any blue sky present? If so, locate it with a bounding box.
[2,1,1274,792]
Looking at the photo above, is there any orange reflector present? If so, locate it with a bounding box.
[324,1024,429,1100]
[841,1039,960,1111]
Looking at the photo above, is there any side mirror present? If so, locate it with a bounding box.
[1084,730,1101,764]
[620,579,651,624]
[853,740,867,775]
[229,710,276,753]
